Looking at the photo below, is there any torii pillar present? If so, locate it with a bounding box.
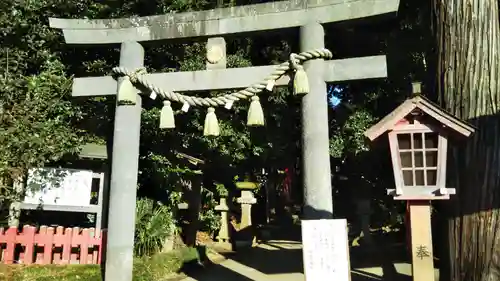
[300,22,333,219]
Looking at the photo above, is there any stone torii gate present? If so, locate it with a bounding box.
[49,0,400,280]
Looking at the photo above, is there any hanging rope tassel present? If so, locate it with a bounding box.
[159,100,175,129]
[203,107,220,136]
[247,96,265,126]
[293,65,309,96]
[117,76,137,105]
[290,53,309,96]
[117,68,147,105]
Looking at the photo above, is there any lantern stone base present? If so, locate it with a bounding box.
[161,236,175,252]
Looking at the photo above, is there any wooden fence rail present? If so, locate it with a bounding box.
[0,225,105,265]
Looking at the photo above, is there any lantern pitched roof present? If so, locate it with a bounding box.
[364,95,475,141]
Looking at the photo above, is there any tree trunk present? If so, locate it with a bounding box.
[181,176,202,247]
[433,1,500,281]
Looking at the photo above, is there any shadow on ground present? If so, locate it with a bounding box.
[180,261,254,281]
[178,224,414,281]
[178,247,253,281]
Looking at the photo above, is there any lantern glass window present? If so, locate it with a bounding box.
[397,132,439,187]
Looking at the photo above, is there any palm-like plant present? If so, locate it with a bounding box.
[134,198,176,257]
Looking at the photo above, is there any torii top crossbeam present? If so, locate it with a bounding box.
[49,0,400,44]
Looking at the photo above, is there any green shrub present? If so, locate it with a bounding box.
[199,208,221,234]
[135,198,177,257]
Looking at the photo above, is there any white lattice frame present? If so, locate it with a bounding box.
[387,121,454,200]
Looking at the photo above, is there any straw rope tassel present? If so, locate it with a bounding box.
[159,100,175,129]
[204,107,220,136]
[117,76,137,105]
[247,96,265,126]
[293,64,309,96]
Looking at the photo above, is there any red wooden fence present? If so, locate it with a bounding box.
[0,225,106,265]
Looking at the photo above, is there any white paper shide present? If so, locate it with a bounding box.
[301,219,350,281]
[24,168,93,207]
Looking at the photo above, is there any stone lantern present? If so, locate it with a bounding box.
[364,82,475,281]
[234,180,259,248]
[235,181,258,230]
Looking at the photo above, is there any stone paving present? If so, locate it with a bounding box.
[181,240,439,281]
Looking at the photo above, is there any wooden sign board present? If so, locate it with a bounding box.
[20,167,106,231]
[301,219,351,281]
[25,167,93,207]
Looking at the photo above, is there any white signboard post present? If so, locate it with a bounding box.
[24,167,93,206]
[301,219,351,281]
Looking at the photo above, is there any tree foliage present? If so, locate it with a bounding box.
[0,0,87,201]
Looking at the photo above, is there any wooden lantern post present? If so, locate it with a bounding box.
[364,82,475,281]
